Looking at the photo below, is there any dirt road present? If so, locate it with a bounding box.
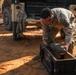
[0,21,76,75]
[0,23,49,75]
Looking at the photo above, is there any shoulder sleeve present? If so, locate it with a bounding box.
[60,12,70,27]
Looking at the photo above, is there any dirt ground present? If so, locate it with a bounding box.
[0,20,76,75]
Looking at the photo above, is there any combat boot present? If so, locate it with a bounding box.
[32,53,41,60]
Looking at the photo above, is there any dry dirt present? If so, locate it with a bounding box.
[0,20,76,75]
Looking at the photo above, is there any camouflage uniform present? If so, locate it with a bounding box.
[32,8,75,60]
[42,8,75,45]
[16,4,27,34]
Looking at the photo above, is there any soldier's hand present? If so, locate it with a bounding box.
[62,43,70,52]
[62,45,68,51]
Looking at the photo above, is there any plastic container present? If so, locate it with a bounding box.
[40,43,76,75]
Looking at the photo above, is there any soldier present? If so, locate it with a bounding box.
[33,7,75,60]
[16,4,27,35]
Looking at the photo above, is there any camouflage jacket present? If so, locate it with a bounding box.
[42,8,75,45]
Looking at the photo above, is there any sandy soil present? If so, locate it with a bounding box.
[0,22,76,75]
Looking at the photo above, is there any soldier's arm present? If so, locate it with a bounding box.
[63,25,74,51]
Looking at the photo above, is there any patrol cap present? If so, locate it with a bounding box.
[40,7,54,19]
